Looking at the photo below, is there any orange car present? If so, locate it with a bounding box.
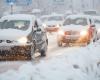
[57,15,97,46]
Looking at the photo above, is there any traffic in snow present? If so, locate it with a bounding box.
[0,0,100,80]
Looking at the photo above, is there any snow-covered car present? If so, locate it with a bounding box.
[0,14,48,60]
[43,13,64,32]
[57,15,97,46]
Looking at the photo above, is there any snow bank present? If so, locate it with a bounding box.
[0,41,100,80]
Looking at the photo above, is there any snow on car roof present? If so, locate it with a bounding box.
[1,14,35,21]
[41,13,63,19]
[50,12,63,17]
[32,9,41,13]
[66,14,92,19]
[40,15,51,18]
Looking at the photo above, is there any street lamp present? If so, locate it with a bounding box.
[9,2,14,14]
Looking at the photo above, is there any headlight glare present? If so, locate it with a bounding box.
[56,24,60,27]
[58,30,64,35]
[97,28,100,33]
[80,30,88,36]
[43,24,47,28]
[18,37,28,43]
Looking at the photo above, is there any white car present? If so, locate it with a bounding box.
[57,15,97,46]
[42,13,64,32]
[0,14,48,60]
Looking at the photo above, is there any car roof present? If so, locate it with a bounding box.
[0,14,36,21]
[66,14,92,19]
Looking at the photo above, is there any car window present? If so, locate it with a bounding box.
[41,17,49,22]
[48,16,63,21]
[63,17,88,26]
[94,19,100,24]
[0,20,30,31]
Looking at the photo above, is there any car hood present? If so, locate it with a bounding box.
[61,25,88,31]
[44,21,62,25]
[0,29,31,40]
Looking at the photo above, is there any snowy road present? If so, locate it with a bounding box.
[0,33,100,80]
[0,33,80,73]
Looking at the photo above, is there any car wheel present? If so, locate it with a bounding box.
[57,40,62,47]
[40,42,47,57]
[30,43,35,59]
[93,31,98,42]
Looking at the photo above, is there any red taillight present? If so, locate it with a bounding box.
[64,31,71,35]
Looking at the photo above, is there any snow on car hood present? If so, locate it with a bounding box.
[0,29,31,40]
[61,25,88,31]
[44,21,63,26]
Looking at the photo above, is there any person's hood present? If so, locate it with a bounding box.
[0,29,31,40]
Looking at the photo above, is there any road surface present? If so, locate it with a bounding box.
[0,33,80,73]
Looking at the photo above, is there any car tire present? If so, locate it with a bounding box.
[57,40,62,47]
[87,41,90,45]
[30,43,35,60]
[40,42,47,57]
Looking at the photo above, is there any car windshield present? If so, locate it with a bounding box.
[84,11,97,15]
[48,16,63,21]
[41,17,49,22]
[0,20,30,31]
[63,17,88,26]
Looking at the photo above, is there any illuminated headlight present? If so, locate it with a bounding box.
[56,24,60,27]
[58,30,64,35]
[97,29,100,33]
[18,37,28,43]
[80,30,88,36]
[42,24,47,28]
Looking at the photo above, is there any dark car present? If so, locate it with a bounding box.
[0,14,48,60]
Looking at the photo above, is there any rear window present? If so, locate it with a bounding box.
[63,17,88,26]
[0,20,30,31]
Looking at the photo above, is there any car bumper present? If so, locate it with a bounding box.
[45,27,59,32]
[60,35,90,43]
[0,43,32,55]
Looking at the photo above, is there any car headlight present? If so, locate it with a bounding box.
[18,37,28,43]
[80,30,88,36]
[42,24,47,28]
[56,24,60,27]
[58,30,64,35]
[97,29,100,33]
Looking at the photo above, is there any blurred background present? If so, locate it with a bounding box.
[0,0,100,17]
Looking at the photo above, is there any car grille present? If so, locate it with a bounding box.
[48,25,55,27]
[0,40,13,43]
[65,31,79,35]
[6,40,13,43]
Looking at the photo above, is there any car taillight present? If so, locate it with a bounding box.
[64,31,70,35]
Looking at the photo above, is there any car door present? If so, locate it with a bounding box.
[33,20,44,46]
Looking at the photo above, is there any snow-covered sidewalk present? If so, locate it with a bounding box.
[0,41,100,80]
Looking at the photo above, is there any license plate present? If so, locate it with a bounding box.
[0,46,11,50]
[65,35,79,39]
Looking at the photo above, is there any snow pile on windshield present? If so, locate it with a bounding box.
[0,41,100,80]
